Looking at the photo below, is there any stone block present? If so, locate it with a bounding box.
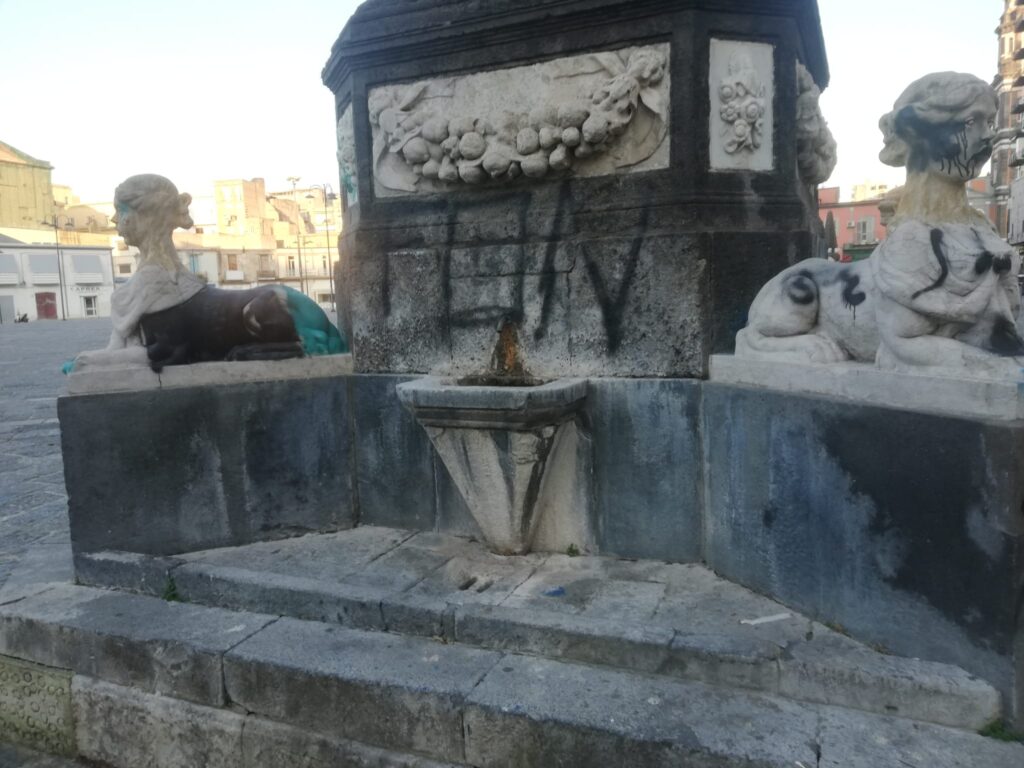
[586,378,703,562]
[240,716,460,768]
[777,633,1001,730]
[61,376,354,556]
[73,677,244,768]
[351,374,437,530]
[567,236,708,378]
[0,584,273,706]
[224,618,502,761]
[703,382,1024,726]
[73,550,185,598]
[0,655,73,756]
[463,654,819,768]
[455,604,673,673]
[172,563,388,631]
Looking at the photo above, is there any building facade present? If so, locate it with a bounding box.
[993,0,1024,240]
[0,141,54,230]
[0,239,115,322]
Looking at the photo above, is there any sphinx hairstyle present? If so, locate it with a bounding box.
[114,174,194,230]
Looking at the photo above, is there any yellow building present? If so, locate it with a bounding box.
[0,141,54,230]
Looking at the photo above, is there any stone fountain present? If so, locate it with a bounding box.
[398,322,588,555]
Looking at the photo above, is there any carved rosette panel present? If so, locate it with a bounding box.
[0,655,75,755]
[336,104,358,205]
[367,44,670,197]
[709,39,774,172]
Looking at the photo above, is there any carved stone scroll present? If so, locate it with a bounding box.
[366,44,671,196]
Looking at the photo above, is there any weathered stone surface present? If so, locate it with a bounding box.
[455,604,673,673]
[67,355,353,395]
[464,653,1024,768]
[711,352,1024,420]
[223,618,501,761]
[0,743,85,767]
[0,584,273,706]
[61,376,354,557]
[71,527,1003,729]
[586,377,703,562]
[464,654,819,768]
[351,374,436,530]
[703,382,1024,726]
[0,656,73,756]
[777,632,1001,730]
[73,677,243,768]
[241,717,460,768]
[73,550,184,598]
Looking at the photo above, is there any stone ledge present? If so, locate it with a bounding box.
[2,586,1021,767]
[710,353,1024,420]
[65,354,354,395]
[73,528,1002,730]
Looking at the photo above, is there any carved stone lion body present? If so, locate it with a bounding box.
[736,72,1024,379]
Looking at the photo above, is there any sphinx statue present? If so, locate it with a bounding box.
[736,72,1024,379]
[71,174,346,374]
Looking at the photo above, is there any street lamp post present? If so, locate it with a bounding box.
[41,214,70,321]
[287,176,306,297]
[306,183,337,312]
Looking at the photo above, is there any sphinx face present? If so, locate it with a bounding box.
[927,98,997,181]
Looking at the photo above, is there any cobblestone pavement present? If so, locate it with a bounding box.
[0,319,110,591]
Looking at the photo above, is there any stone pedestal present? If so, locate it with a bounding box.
[322,0,830,378]
[704,360,1024,727]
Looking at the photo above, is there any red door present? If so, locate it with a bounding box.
[35,292,57,319]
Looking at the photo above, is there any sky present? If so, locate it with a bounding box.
[0,0,1007,203]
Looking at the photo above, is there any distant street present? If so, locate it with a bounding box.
[0,318,110,590]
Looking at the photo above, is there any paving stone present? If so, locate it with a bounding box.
[0,319,110,593]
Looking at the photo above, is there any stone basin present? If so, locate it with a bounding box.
[397,376,588,554]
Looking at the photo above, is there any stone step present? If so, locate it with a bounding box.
[72,526,1002,730]
[2,584,1022,768]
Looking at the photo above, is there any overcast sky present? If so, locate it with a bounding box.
[0,0,1005,202]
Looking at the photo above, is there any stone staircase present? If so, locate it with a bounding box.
[2,527,1022,767]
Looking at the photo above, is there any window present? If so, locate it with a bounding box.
[856,217,876,244]
[82,296,97,317]
[118,264,131,274]
[276,240,285,248]
[287,255,296,276]
[227,254,238,271]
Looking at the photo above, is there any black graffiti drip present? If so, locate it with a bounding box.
[912,229,949,299]
[838,270,866,321]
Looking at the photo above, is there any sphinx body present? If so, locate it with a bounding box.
[71,174,346,374]
[736,72,1024,380]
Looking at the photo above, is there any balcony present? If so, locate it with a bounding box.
[257,269,278,280]
[223,269,245,282]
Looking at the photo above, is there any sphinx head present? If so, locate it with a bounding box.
[878,72,997,182]
[112,174,193,247]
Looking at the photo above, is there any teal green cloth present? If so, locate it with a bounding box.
[280,285,349,356]
[61,359,75,375]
